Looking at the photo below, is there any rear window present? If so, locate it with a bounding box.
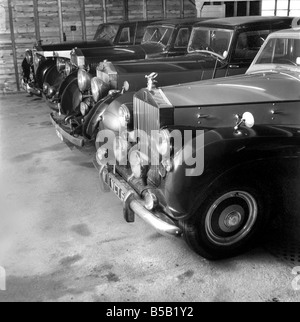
[93,24,119,43]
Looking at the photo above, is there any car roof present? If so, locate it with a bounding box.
[148,17,210,27]
[268,27,300,37]
[194,16,294,29]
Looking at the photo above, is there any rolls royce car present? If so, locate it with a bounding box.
[90,28,300,260]
[48,18,209,110]
[21,20,155,97]
[50,16,294,149]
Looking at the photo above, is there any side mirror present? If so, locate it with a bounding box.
[296,57,300,66]
[243,112,255,129]
[234,112,255,131]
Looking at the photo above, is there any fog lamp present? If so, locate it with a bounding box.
[47,86,56,98]
[144,191,158,211]
[113,136,128,164]
[80,102,89,116]
[78,69,92,92]
[162,159,173,173]
[96,147,108,165]
[119,104,131,127]
[129,150,149,179]
[43,83,49,94]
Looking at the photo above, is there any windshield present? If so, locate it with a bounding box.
[188,27,234,59]
[93,24,119,43]
[142,26,174,46]
[255,37,300,68]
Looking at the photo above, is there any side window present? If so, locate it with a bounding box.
[174,28,190,48]
[118,27,130,44]
[232,30,270,62]
[135,25,148,44]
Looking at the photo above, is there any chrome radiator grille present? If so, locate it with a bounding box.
[134,96,161,186]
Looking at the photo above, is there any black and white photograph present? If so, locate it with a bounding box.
[0,0,300,305]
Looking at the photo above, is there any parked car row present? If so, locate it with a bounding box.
[23,16,300,260]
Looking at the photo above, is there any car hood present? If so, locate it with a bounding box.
[35,39,112,52]
[161,70,300,107]
[113,55,215,74]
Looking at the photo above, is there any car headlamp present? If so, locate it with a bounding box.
[91,77,110,102]
[119,104,131,128]
[156,129,172,156]
[57,58,66,73]
[80,102,89,116]
[65,61,72,76]
[25,50,33,65]
[78,69,92,92]
[34,54,44,67]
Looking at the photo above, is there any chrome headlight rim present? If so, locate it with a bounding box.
[57,57,66,73]
[65,61,72,76]
[25,50,33,65]
[119,104,131,127]
[91,77,108,102]
[78,68,92,92]
[156,129,172,156]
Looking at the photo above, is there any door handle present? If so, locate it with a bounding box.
[271,109,285,115]
[229,64,240,69]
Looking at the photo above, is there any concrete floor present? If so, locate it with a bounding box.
[0,93,299,302]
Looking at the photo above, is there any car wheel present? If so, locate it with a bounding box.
[181,183,270,260]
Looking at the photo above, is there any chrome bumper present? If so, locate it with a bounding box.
[50,113,85,148]
[21,79,42,96]
[98,165,183,238]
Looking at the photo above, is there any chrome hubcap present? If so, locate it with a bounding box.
[205,191,258,246]
[224,211,242,228]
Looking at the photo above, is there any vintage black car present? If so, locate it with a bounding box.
[50,18,209,111]
[89,28,300,260]
[50,16,293,148]
[22,20,154,97]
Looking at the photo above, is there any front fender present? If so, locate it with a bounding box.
[58,70,78,100]
[164,125,300,220]
[35,58,56,89]
[60,77,82,115]
[44,65,65,90]
[101,92,135,133]
[84,95,119,140]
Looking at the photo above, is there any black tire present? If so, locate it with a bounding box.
[181,182,271,260]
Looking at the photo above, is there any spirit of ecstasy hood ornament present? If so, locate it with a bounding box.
[145,72,158,91]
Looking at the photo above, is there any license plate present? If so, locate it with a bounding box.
[108,175,126,202]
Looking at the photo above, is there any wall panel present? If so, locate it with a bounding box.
[0,0,198,93]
